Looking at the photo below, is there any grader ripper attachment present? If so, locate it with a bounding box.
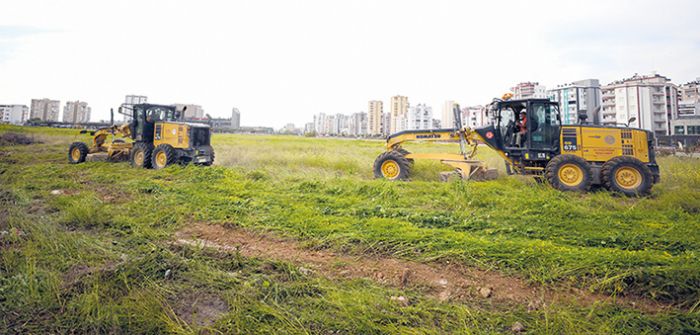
[374,97,660,196]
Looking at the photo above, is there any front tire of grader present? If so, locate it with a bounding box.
[373,151,411,181]
[130,142,154,169]
[545,154,592,192]
[395,148,414,166]
[68,142,89,164]
[601,156,653,197]
[151,144,177,170]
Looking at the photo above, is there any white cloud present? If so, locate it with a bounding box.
[1,0,698,127]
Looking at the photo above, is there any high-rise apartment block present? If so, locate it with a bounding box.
[62,101,91,123]
[382,112,391,136]
[601,73,678,136]
[511,82,547,99]
[680,78,699,101]
[0,105,29,125]
[461,105,489,128]
[368,100,383,136]
[30,98,60,121]
[390,95,408,134]
[547,79,602,125]
[405,103,433,130]
[672,78,700,135]
[231,107,241,129]
[442,100,458,129]
[349,112,368,136]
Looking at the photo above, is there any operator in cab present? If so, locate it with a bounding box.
[514,110,527,147]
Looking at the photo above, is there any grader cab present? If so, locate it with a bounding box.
[374,97,660,196]
[68,104,214,169]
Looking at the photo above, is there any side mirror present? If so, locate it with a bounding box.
[627,117,637,127]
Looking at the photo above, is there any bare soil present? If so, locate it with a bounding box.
[175,222,671,313]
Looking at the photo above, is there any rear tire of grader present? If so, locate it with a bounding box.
[373,151,411,181]
[130,142,154,169]
[545,154,592,192]
[601,156,653,197]
[152,144,177,170]
[68,142,89,164]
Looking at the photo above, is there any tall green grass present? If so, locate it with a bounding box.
[1,125,699,333]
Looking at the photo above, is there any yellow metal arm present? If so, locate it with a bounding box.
[91,123,132,152]
[385,127,483,160]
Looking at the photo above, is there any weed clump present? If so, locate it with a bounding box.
[0,132,41,146]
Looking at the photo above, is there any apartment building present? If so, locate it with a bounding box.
[349,112,368,136]
[30,98,60,121]
[404,103,433,131]
[672,79,700,135]
[442,100,458,129]
[601,73,678,136]
[0,104,29,124]
[461,105,489,128]
[390,95,408,134]
[547,79,602,125]
[368,100,383,136]
[511,82,547,99]
[62,101,91,124]
[231,107,241,129]
[382,112,391,136]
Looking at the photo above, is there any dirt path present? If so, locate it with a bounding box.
[174,223,670,313]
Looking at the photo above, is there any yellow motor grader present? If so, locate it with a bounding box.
[68,104,214,169]
[373,97,660,196]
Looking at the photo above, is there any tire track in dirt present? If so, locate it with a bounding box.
[174,223,670,313]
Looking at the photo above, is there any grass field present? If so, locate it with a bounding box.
[1,124,699,334]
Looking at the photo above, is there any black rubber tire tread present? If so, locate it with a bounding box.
[545,154,593,192]
[601,156,653,196]
[151,144,177,170]
[68,142,89,164]
[395,148,414,165]
[373,151,411,181]
[130,142,153,168]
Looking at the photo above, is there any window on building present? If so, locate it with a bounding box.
[675,126,685,135]
[688,126,700,135]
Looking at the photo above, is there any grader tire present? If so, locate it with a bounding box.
[152,144,177,170]
[130,142,153,168]
[545,154,592,192]
[601,156,653,196]
[68,142,89,164]
[396,148,414,165]
[373,151,411,181]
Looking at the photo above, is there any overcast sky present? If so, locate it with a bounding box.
[1,0,699,128]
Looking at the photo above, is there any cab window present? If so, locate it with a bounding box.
[530,103,560,149]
